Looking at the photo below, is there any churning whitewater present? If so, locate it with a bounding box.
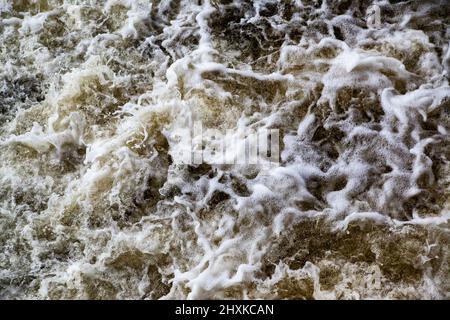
[0,0,450,299]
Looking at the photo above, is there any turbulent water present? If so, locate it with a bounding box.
[0,0,450,299]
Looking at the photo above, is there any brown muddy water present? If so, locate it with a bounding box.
[0,0,449,299]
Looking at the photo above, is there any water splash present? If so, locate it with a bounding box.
[0,0,449,299]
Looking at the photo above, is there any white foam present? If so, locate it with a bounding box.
[0,0,449,300]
